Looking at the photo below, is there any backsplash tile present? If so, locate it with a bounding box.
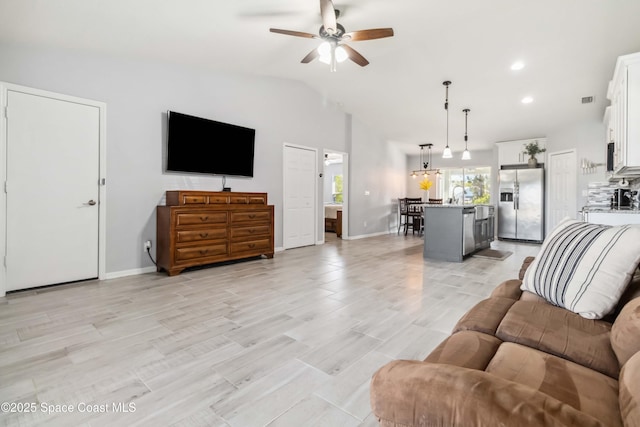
[586,180,640,209]
[586,182,618,208]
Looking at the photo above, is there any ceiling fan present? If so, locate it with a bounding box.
[269,0,394,71]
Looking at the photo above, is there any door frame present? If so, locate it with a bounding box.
[320,149,349,243]
[282,143,318,249]
[546,148,577,235]
[0,82,107,296]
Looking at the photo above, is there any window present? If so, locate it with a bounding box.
[332,174,343,203]
[440,167,491,205]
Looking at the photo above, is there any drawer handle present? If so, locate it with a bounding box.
[248,229,255,234]
[200,216,209,221]
[199,249,209,255]
[248,243,255,248]
[248,214,256,219]
[199,233,209,238]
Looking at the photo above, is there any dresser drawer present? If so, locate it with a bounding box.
[248,196,266,204]
[182,195,207,205]
[230,225,271,238]
[176,211,227,226]
[176,228,227,243]
[208,195,229,204]
[230,196,248,204]
[230,210,271,223]
[175,243,228,262]
[230,238,272,254]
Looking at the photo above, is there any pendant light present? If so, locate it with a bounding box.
[461,108,471,160]
[442,81,453,159]
[410,143,440,177]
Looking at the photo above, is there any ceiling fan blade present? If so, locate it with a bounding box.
[270,28,318,39]
[343,28,394,42]
[341,44,369,67]
[301,48,320,64]
[320,0,338,35]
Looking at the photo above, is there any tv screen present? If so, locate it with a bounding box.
[166,111,255,177]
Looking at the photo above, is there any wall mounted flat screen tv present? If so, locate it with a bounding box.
[166,111,255,177]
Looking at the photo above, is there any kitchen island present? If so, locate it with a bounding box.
[423,204,495,262]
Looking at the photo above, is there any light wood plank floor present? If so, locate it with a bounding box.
[0,234,539,427]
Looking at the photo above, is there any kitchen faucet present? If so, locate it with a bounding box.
[452,185,464,205]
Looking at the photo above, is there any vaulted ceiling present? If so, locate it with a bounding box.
[2,0,640,154]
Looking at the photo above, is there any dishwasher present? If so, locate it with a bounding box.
[462,207,476,256]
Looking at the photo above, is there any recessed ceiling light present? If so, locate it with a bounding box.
[521,96,534,104]
[511,61,525,71]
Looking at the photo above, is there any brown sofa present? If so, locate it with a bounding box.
[370,257,640,426]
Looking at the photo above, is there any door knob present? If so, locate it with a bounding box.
[87,200,97,206]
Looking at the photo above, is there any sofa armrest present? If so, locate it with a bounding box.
[370,360,605,427]
[620,351,640,427]
[453,297,516,335]
[519,256,536,280]
[489,279,523,300]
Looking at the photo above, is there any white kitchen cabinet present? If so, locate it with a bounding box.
[496,138,546,166]
[607,52,640,175]
[585,211,640,226]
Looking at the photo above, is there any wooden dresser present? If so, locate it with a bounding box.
[156,191,274,276]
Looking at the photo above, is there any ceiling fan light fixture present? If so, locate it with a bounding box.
[335,45,348,63]
[318,42,332,64]
[318,42,347,66]
[270,0,393,71]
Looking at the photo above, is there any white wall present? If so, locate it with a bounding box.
[349,116,407,236]
[546,119,606,213]
[0,43,410,275]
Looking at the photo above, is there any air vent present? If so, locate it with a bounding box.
[581,96,594,104]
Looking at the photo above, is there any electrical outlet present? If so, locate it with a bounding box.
[144,240,152,252]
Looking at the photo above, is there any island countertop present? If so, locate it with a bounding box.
[422,204,494,209]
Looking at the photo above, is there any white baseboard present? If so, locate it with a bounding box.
[105,266,157,280]
[344,231,392,240]
[275,246,285,252]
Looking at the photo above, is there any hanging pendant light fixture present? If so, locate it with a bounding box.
[461,108,471,160]
[442,81,453,159]
[410,143,440,177]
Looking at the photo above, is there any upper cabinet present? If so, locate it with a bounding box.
[497,138,547,166]
[607,52,640,175]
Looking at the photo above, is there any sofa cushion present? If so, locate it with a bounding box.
[495,300,619,378]
[370,361,606,427]
[424,330,502,370]
[521,218,640,319]
[611,296,640,367]
[453,297,517,335]
[619,351,640,427]
[486,342,621,427]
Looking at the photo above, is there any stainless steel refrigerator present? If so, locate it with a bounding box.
[498,167,544,242]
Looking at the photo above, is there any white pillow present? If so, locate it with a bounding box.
[521,218,640,319]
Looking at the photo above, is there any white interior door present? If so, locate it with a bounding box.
[283,145,316,249]
[547,149,577,234]
[5,89,101,291]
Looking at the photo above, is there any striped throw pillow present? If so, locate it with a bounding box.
[521,218,640,319]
